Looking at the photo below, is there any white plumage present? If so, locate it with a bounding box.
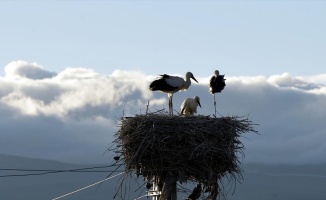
[180,96,202,116]
[149,72,198,115]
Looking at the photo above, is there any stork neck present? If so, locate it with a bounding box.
[184,78,191,89]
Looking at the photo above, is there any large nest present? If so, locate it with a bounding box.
[113,112,257,198]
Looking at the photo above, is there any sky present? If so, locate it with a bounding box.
[0,1,325,165]
[1,0,326,77]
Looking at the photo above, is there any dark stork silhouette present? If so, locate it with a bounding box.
[149,72,198,116]
[209,70,226,116]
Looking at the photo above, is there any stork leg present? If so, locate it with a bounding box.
[169,94,173,116]
[213,94,216,116]
[171,95,173,116]
[168,94,171,116]
[169,96,171,116]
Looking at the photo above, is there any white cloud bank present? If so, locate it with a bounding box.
[4,61,57,80]
[0,60,325,165]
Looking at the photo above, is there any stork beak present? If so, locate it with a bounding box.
[197,99,202,108]
[191,75,198,83]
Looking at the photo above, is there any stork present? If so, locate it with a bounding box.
[180,96,201,116]
[209,70,226,116]
[149,72,198,116]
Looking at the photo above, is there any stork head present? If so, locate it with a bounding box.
[186,72,198,83]
[194,96,201,108]
[214,70,220,76]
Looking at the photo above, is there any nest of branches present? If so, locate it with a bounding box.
[113,112,256,198]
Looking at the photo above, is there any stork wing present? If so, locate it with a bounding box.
[209,75,215,87]
[164,75,184,89]
[159,74,171,78]
[180,99,187,115]
[210,75,226,93]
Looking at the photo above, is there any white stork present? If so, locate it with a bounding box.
[209,70,226,116]
[149,72,198,116]
[180,96,201,116]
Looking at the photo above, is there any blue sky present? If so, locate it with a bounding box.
[1,1,325,77]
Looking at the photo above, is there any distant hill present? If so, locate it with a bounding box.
[0,154,120,200]
[1,154,326,200]
[231,163,326,200]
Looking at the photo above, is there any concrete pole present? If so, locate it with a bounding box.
[160,172,177,200]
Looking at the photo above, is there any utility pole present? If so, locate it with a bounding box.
[160,172,177,200]
[146,175,177,200]
[146,178,160,200]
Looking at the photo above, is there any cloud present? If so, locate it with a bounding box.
[0,61,163,164]
[0,61,326,165]
[4,60,57,80]
[267,72,321,90]
[208,75,326,164]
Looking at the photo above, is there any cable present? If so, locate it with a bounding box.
[0,165,112,171]
[0,170,124,178]
[134,194,149,200]
[0,164,124,178]
[52,172,124,200]
[0,169,111,172]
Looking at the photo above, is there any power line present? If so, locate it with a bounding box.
[52,172,124,200]
[0,170,124,178]
[0,164,124,178]
[0,169,111,172]
[0,165,111,171]
[134,194,148,200]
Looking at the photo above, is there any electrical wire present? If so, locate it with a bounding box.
[0,165,111,171]
[134,194,149,200]
[0,164,124,178]
[52,172,124,200]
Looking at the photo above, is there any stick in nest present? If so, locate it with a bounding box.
[112,111,257,199]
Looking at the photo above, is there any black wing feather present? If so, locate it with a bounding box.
[210,75,226,94]
[149,75,178,91]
